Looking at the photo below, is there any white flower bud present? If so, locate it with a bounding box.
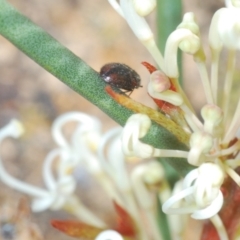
[201,104,223,126]
[188,132,213,166]
[150,70,171,92]
[133,0,156,16]
[209,7,240,50]
[209,8,227,51]
[190,132,213,154]
[179,37,200,54]
[177,12,200,36]
[201,104,223,136]
[120,0,154,41]
[142,162,164,185]
[148,71,183,106]
[217,8,240,49]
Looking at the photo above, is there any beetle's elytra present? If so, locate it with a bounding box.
[100,63,142,94]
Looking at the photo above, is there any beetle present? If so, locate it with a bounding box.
[100,63,142,95]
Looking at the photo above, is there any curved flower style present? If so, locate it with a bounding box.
[0,112,173,240]
[0,115,107,228]
[162,163,224,220]
[121,113,189,159]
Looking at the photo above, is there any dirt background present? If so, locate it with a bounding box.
[0,0,227,239]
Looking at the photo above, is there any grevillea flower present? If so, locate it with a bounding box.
[0,112,170,240]
[105,0,240,239]
[0,114,107,228]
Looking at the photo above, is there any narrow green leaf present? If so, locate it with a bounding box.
[157,0,183,83]
[156,195,172,240]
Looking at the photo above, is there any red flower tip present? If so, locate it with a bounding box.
[113,201,137,237]
[51,219,103,238]
[141,61,157,73]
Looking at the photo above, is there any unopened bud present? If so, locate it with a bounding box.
[150,70,171,92]
[133,0,156,16]
[143,162,164,185]
[188,131,213,166]
[179,37,200,54]
[201,104,223,136]
[177,12,200,36]
[217,8,240,49]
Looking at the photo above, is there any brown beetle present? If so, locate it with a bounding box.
[100,63,142,95]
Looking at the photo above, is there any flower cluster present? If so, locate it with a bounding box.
[1,0,240,240]
[107,0,240,239]
[0,112,171,239]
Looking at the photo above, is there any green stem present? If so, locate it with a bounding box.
[0,0,193,176]
[156,195,172,240]
[157,0,183,84]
